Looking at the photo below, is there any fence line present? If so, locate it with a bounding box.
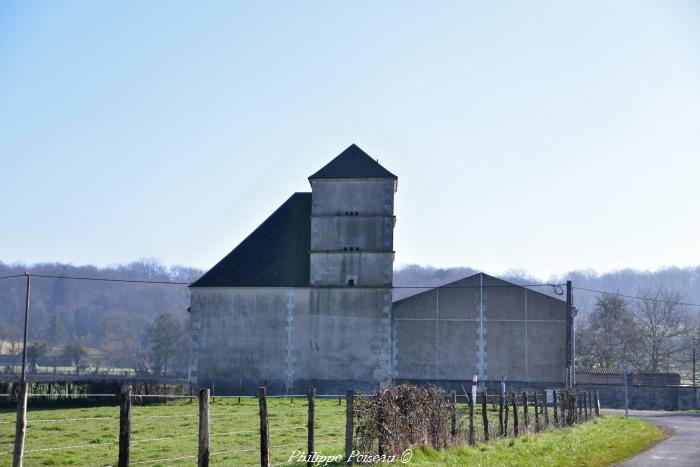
[3,385,602,465]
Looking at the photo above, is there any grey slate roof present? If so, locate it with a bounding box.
[190,193,311,288]
[308,144,397,180]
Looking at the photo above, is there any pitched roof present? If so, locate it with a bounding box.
[190,193,311,288]
[308,144,397,180]
[393,272,566,304]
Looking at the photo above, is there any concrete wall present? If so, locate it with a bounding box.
[310,179,395,216]
[309,252,393,287]
[310,179,395,288]
[190,287,392,394]
[310,215,394,251]
[578,384,700,411]
[392,274,567,386]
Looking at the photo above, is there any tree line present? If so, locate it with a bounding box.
[1,260,698,379]
[0,259,199,377]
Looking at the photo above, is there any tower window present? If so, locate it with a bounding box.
[347,279,355,286]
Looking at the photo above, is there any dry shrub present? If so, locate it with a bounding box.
[353,384,458,456]
[558,388,577,426]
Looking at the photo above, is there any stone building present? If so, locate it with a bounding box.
[189,144,569,394]
[189,144,396,393]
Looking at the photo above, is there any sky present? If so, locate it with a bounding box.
[1,1,699,279]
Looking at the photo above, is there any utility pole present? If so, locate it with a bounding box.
[20,273,31,383]
[13,272,31,467]
[566,280,573,387]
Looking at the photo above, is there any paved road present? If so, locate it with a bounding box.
[605,409,700,466]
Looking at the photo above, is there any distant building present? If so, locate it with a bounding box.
[188,145,569,393]
[576,367,681,386]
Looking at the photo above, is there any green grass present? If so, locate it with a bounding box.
[0,397,345,466]
[0,400,665,466]
[409,416,666,466]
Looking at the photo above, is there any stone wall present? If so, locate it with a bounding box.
[577,383,700,410]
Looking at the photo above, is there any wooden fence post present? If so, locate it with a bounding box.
[533,393,540,433]
[504,393,510,436]
[553,390,559,427]
[345,390,354,465]
[468,393,475,445]
[118,385,131,467]
[595,391,601,417]
[307,387,315,467]
[577,393,583,423]
[511,392,519,437]
[12,381,28,467]
[258,387,269,467]
[588,392,592,419]
[542,392,549,429]
[377,391,385,456]
[522,392,529,433]
[199,388,210,467]
[481,390,489,442]
[450,391,458,439]
[499,392,505,437]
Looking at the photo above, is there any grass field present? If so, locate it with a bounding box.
[0,398,663,466]
[0,396,345,466]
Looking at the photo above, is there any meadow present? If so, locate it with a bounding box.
[0,396,345,466]
[0,396,664,466]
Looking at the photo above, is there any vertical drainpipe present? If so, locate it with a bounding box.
[479,274,484,386]
[566,280,573,387]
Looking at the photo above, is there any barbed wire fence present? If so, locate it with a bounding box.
[0,383,600,466]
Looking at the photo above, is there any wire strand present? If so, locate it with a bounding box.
[0,274,25,280]
[8,272,564,289]
[29,273,191,285]
[574,286,700,308]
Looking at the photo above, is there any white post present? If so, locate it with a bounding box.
[472,375,478,403]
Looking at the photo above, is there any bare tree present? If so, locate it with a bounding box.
[630,287,689,372]
[576,294,636,368]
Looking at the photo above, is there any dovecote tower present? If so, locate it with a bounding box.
[308,144,397,288]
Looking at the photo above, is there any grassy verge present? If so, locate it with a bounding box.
[410,416,666,466]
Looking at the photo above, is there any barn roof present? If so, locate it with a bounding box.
[392,272,567,304]
[308,144,397,180]
[190,193,311,288]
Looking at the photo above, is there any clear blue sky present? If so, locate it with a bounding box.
[1,1,699,279]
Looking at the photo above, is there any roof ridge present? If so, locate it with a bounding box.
[308,144,397,180]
